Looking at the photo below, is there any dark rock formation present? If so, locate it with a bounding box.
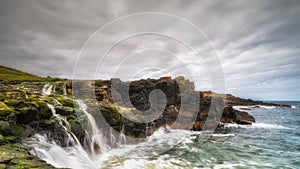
[86,76,256,138]
[221,106,255,125]
[0,76,274,168]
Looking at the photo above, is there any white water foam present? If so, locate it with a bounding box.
[291,105,298,109]
[225,123,291,130]
[42,83,53,95]
[258,105,277,109]
[63,82,67,95]
[30,127,194,169]
[211,133,235,137]
[233,105,277,110]
[30,134,100,169]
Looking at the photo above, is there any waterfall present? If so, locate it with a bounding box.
[119,124,126,145]
[110,127,116,146]
[31,99,186,169]
[63,82,67,95]
[145,122,148,138]
[75,100,110,156]
[47,103,80,145]
[30,134,97,169]
[47,103,70,131]
[42,83,53,95]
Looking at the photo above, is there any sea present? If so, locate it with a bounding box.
[30,101,300,169]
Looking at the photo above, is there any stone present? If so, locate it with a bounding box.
[16,107,38,124]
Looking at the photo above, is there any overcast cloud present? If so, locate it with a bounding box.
[0,0,300,100]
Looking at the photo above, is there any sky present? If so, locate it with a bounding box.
[0,0,300,100]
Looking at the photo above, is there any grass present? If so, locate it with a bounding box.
[0,66,63,82]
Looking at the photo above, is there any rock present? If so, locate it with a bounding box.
[0,101,14,118]
[55,96,74,107]
[21,125,35,137]
[221,106,255,124]
[55,106,77,116]
[0,121,11,136]
[16,107,38,124]
[0,134,4,145]
[0,145,56,169]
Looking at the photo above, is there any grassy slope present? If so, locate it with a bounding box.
[0,65,61,81]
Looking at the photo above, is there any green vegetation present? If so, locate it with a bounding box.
[0,65,63,82]
[100,104,121,120]
[0,145,56,168]
[55,96,74,107]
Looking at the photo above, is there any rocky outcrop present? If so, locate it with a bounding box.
[201,91,291,108]
[85,76,255,137]
[0,77,259,167]
[221,106,255,124]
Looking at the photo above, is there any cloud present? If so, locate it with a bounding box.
[0,0,299,100]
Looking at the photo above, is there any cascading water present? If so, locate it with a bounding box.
[145,122,148,138]
[75,100,110,156]
[47,103,71,132]
[119,124,126,145]
[30,99,186,169]
[63,82,67,95]
[42,83,53,95]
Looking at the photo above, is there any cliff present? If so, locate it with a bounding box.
[0,76,260,168]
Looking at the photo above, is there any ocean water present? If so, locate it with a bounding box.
[31,102,300,169]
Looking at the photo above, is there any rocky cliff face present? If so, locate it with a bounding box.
[68,76,256,140]
[0,77,257,167]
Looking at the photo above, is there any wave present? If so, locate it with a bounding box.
[257,105,277,109]
[291,105,299,109]
[211,133,235,137]
[224,123,291,130]
[233,105,279,110]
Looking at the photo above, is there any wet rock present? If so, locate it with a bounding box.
[0,101,14,118]
[16,107,38,124]
[221,106,255,124]
[0,145,56,169]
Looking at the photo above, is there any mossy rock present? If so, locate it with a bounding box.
[0,145,56,169]
[0,163,6,169]
[0,134,4,145]
[3,99,22,107]
[67,88,72,95]
[53,83,63,94]
[99,105,121,120]
[4,136,17,144]
[30,100,52,120]
[55,96,74,107]
[55,106,77,117]
[16,107,38,124]
[0,101,14,117]
[0,120,11,136]
[15,124,24,136]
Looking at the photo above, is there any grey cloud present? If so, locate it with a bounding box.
[0,0,299,100]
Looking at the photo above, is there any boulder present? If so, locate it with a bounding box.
[16,107,38,124]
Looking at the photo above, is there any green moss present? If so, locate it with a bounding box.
[0,120,10,133]
[30,100,52,120]
[100,105,121,120]
[0,145,55,169]
[4,136,16,143]
[55,96,74,107]
[15,125,24,136]
[4,99,21,107]
[0,101,14,116]
[0,164,6,169]
[67,88,72,95]
[0,134,4,145]
[53,83,64,95]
